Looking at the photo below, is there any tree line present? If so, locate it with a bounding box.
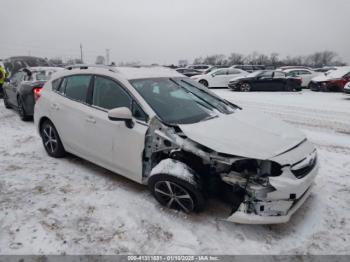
[188,50,346,68]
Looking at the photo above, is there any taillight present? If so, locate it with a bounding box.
[33,87,42,102]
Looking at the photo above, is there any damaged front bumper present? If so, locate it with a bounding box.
[226,150,319,224]
[227,184,314,224]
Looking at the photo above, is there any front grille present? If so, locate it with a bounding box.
[291,154,317,179]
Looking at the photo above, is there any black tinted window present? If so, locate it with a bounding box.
[65,75,91,102]
[92,76,132,110]
[259,71,273,78]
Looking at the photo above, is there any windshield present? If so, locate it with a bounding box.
[130,77,238,124]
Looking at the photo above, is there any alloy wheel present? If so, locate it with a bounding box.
[154,181,194,213]
[42,125,58,154]
[241,83,251,92]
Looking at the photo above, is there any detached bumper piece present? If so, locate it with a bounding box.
[227,185,313,224]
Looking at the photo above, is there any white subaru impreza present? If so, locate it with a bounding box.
[34,65,318,224]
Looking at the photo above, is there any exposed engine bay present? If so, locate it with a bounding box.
[142,117,318,224]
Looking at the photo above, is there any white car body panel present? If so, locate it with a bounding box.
[34,66,319,224]
[191,69,248,88]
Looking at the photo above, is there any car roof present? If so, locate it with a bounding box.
[52,66,183,80]
[116,66,182,79]
[284,68,312,72]
[24,66,64,72]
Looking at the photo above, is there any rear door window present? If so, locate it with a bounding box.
[64,75,92,103]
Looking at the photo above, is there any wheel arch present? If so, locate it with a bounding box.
[38,116,53,133]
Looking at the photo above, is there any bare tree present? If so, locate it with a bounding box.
[203,54,227,65]
[228,53,244,65]
[269,53,280,66]
[193,57,204,64]
[191,50,346,68]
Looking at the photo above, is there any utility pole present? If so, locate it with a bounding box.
[106,49,110,65]
[80,43,84,63]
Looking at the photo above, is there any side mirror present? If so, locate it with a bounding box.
[108,107,134,128]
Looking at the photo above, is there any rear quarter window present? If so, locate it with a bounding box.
[51,78,62,91]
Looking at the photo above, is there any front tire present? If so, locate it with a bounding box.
[148,174,205,213]
[40,120,66,158]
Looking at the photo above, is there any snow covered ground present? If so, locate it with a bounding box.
[0,90,349,255]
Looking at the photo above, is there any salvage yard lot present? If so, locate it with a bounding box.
[0,90,349,254]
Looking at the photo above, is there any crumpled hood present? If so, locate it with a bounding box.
[179,109,306,160]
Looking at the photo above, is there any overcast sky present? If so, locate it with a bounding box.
[1,0,350,64]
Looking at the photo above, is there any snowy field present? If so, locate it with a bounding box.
[0,90,349,255]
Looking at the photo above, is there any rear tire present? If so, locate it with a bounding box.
[3,92,11,109]
[40,120,66,158]
[199,80,209,87]
[148,173,205,213]
[17,96,31,121]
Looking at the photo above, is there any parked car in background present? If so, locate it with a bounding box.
[3,67,63,120]
[230,65,266,73]
[203,65,230,74]
[191,68,248,88]
[175,68,201,77]
[186,64,212,72]
[278,66,313,71]
[284,68,321,88]
[34,65,318,224]
[313,67,337,73]
[309,67,350,92]
[228,70,302,92]
[2,56,51,77]
[344,82,350,94]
